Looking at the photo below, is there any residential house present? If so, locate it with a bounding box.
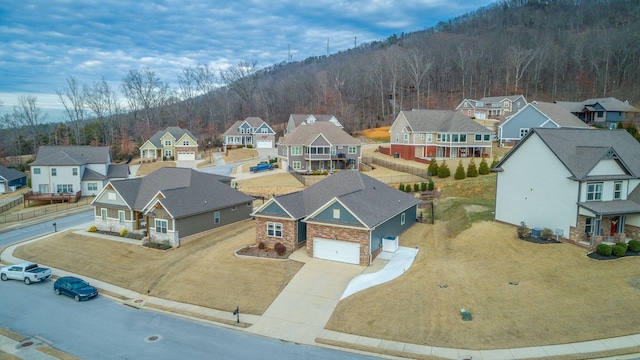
[252,171,420,266]
[29,146,129,197]
[278,122,361,172]
[0,166,27,193]
[455,95,527,120]
[285,114,343,136]
[221,117,276,150]
[498,101,590,145]
[556,97,640,126]
[494,128,640,249]
[139,126,199,161]
[389,109,493,160]
[91,167,253,247]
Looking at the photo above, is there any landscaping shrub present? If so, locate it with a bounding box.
[615,242,628,252]
[438,161,450,178]
[399,183,405,191]
[454,160,466,180]
[628,239,640,252]
[517,225,531,239]
[427,158,439,177]
[490,155,500,169]
[413,183,419,192]
[478,157,490,175]
[268,158,277,164]
[466,159,478,177]
[404,185,411,193]
[88,225,98,232]
[597,243,612,256]
[246,144,253,148]
[428,179,434,191]
[275,242,286,256]
[120,229,128,237]
[258,241,266,250]
[420,182,427,191]
[612,244,626,257]
[541,228,554,240]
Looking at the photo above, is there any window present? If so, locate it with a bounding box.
[33,168,40,175]
[587,182,603,201]
[467,110,471,115]
[292,161,301,170]
[452,134,459,142]
[519,128,529,139]
[504,101,509,107]
[420,134,425,139]
[401,213,406,225]
[403,133,409,142]
[426,134,432,143]
[240,128,245,134]
[267,222,283,237]
[291,146,302,155]
[459,134,467,143]
[57,184,73,193]
[73,168,78,176]
[214,211,220,224]
[597,111,604,118]
[107,192,116,200]
[331,147,336,155]
[155,219,168,234]
[164,140,171,146]
[164,150,172,158]
[484,134,491,141]
[51,168,57,176]
[183,140,189,146]
[475,134,482,141]
[101,208,107,221]
[88,183,98,191]
[333,209,340,219]
[614,181,623,200]
[232,205,237,211]
[585,217,593,234]
[261,128,269,133]
[348,146,357,154]
[395,133,399,142]
[118,211,125,223]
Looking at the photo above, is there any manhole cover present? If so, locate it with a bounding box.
[144,335,162,343]
[134,299,144,303]
[20,341,34,348]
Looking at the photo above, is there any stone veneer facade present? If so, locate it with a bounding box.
[254,217,305,251]
[306,223,371,266]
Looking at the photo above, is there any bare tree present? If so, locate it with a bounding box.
[84,78,121,145]
[56,76,85,145]
[121,68,171,136]
[13,94,46,149]
[177,66,202,131]
[507,46,537,93]
[219,60,258,118]
[405,48,431,109]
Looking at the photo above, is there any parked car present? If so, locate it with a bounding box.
[249,161,274,173]
[0,262,51,285]
[54,276,98,301]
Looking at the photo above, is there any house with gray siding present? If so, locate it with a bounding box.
[495,128,640,250]
[556,97,640,126]
[139,126,199,161]
[91,167,253,247]
[456,95,527,120]
[0,166,27,193]
[285,114,343,135]
[498,101,590,145]
[252,171,420,266]
[222,117,276,150]
[278,122,361,172]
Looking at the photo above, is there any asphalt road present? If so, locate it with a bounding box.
[0,210,93,248]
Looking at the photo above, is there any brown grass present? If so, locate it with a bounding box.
[223,148,259,163]
[326,221,640,349]
[13,220,303,315]
[359,126,391,141]
[135,161,176,177]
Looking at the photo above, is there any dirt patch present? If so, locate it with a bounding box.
[236,245,290,260]
[464,204,490,213]
[223,148,258,163]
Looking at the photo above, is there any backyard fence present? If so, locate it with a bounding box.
[0,198,92,224]
[0,198,23,214]
[361,157,431,180]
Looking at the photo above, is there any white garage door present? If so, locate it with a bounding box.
[177,152,195,161]
[313,238,360,265]
[256,140,273,148]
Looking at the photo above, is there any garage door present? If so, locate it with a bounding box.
[177,152,195,161]
[313,238,360,265]
[256,140,272,148]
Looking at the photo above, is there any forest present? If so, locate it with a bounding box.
[2,0,639,166]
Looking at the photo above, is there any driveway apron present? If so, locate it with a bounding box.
[247,250,365,345]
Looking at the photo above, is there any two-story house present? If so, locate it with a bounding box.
[29,146,129,197]
[139,126,199,161]
[278,122,361,172]
[498,101,590,145]
[389,109,493,160]
[456,95,527,120]
[221,117,276,150]
[556,97,640,126]
[285,114,343,136]
[494,128,640,249]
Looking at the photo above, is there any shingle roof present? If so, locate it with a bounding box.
[222,117,270,136]
[107,164,130,179]
[259,171,420,229]
[0,166,26,182]
[31,146,110,166]
[148,126,197,147]
[499,128,640,180]
[400,110,492,133]
[582,97,640,112]
[480,95,524,103]
[279,122,359,145]
[529,101,589,128]
[82,168,106,181]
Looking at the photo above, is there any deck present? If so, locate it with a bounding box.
[23,191,82,206]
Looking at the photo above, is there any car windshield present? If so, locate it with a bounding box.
[70,280,89,290]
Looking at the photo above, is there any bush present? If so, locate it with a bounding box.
[268,158,277,164]
[404,186,411,193]
[427,157,439,176]
[612,244,626,257]
[517,225,531,239]
[428,179,434,191]
[170,156,174,161]
[413,183,419,192]
[420,182,427,192]
[246,144,253,148]
[478,157,491,175]
[490,155,500,169]
[541,228,554,240]
[275,242,286,256]
[466,159,478,177]
[258,241,266,250]
[628,239,640,252]
[615,241,628,252]
[597,243,612,256]
[399,183,405,191]
[454,160,466,180]
[438,161,450,178]
[120,229,128,237]
[88,225,98,232]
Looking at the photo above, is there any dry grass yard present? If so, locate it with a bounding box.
[135,161,176,177]
[223,148,258,163]
[326,220,640,349]
[13,220,302,315]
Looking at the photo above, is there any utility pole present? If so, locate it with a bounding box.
[326,38,329,57]
[354,36,357,48]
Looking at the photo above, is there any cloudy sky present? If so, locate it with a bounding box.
[0,0,494,121]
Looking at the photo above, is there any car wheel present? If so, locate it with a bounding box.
[0,274,7,281]
[55,288,60,295]
[74,295,80,302]
[24,277,31,285]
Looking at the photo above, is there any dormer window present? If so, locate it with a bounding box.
[164,140,171,146]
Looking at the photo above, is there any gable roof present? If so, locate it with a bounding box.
[107,164,130,179]
[222,117,273,136]
[501,101,589,129]
[399,110,492,133]
[289,114,343,128]
[556,98,640,114]
[480,95,525,103]
[31,146,110,166]
[0,166,26,181]
[148,126,197,147]
[279,122,359,146]
[497,128,640,180]
[254,171,420,229]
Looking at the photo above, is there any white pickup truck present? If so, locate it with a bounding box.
[0,262,52,285]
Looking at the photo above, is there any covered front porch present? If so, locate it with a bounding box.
[573,200,640,249]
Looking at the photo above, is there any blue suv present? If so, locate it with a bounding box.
[54,276,98,301]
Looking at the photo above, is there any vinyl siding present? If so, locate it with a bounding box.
[588,159,626,176]
[370,204,417,253]
[501,106,548,140]
[260,201,289,216]
[175,204,251,238]
[313,202,361,225]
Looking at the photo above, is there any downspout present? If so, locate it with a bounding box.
[368,232,372,266]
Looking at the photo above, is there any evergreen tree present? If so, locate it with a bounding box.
[413,183,420,192]
[427,157,439,176]
[466,158,478,177]
[428,179,435,191]
[438,160,450,178]
[478,157,490,175]
[454,160,466,180]
[399,183,405,191]
[490,155,500,169]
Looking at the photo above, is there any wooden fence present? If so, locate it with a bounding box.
[0,198,23,214]
[361,157,431,180]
